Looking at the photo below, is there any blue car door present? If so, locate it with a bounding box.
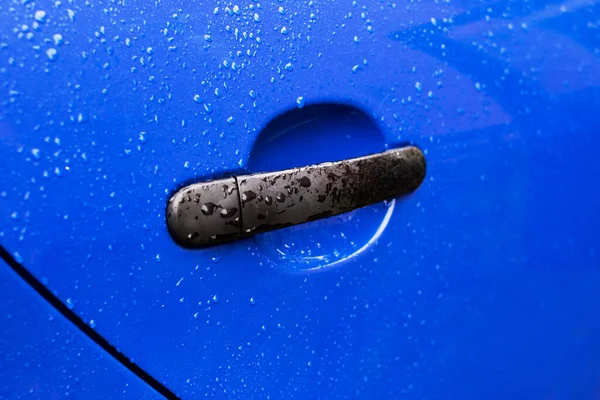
[1,0,600,399]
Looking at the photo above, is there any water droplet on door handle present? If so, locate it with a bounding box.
[166,146,426,248]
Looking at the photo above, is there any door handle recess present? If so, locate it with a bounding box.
[166,146,426,248]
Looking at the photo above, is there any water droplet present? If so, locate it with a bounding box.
[212,295,219,303]
[415,81,422,92]
[204,34,212,42]
[242,191,257,203]
[351,64,360,73]
[296,96,305,108]
[253,13,261,22]
[353,36,360,43]
[211,255,222,263]
[221,207,238,218]
[31,148,41,159]
[299,176,311,187]
[202,203,216,216]
[138,131,147,143]
[232,5,240,14]
[66,298,74,309]
[249,297,256,305]
[155,254,161,262]
[46,48,58,61]
[284,63,294,72]
[278,6,285,14]
[89,319,96,328]
[431,17,437,26]
[34,10,47,23]
[184,161,190,169]
[249,90,256,99]
[226,116,235,125]
[52,34,63,46]
[280,26,288,35]
[193,94,202,104]
[76,112,87,123]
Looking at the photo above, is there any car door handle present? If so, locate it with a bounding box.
[166,146,426,248]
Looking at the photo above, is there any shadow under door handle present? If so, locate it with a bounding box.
[166,146,426,248]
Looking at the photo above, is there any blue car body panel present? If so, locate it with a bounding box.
[0,259,161,400]
[1,0,600,398]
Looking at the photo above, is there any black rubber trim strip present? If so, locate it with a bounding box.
[0,245,180,400]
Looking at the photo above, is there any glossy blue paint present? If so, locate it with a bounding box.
[1,0,600,399]
[0,259,161,400]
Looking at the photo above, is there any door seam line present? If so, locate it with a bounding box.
[0,245,180,400]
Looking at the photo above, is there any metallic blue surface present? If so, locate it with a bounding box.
[0,259,161,400]
[1,0,600,399]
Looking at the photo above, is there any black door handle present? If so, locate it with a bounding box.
[166,146,426,248]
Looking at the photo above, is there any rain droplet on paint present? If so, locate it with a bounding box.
[46,48,58,61]
[34,10,47,23]
[53,34,63,46]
